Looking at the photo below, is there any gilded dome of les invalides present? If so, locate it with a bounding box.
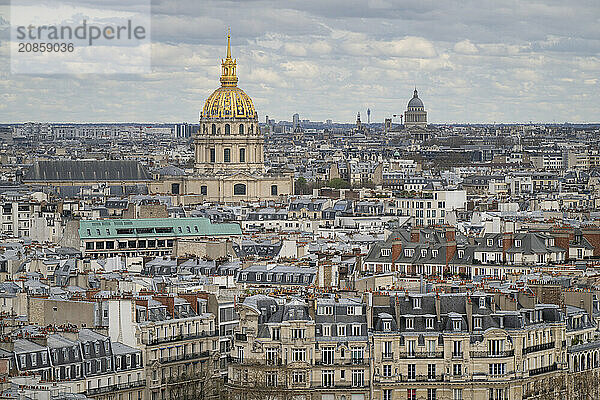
[201,34,257,120]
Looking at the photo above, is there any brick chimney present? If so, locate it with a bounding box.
[445,227,457,264]
[391,238,403,271]
[411,227,420,243]
[502,232,513,263]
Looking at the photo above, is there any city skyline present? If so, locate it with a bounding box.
[1,0,600,124]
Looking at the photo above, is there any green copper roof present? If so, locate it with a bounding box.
[79,217,241,239]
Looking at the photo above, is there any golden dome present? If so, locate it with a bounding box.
[201,33,257,120]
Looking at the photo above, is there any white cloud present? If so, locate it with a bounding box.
[1,0,599,123]
[454,39,478,55]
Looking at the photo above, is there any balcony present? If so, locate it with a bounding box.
[373,374,444,383]
[86,380,146,396]
[159,351,211,364]
[398,351,444,359]
[145,331,218,345]
[529,363,558,377]
[381,352,394,360]
[523,342,555,355]
[470,350,515,358]
[314,359,369,366]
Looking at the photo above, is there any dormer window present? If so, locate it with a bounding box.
[426,318,434,330]
[421,249,427,257]
[487,239,494,247]
[413,298,422,309]
[474,317,482,330]
[383,321,391,331]
[479,297,485,308]
[498,239,503,247]
[515,240,521,247]
[406,317,414,330]
[381,248,391,257]
[453,320,461,331]
[256,273,262,281]
[432,250,438,258]
[405,249,414,257]
[458,250,464,258]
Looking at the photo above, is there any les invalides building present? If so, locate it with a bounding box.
[153,34,293,202]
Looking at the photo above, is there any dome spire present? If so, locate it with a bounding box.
[226,28,232,59]
[220,29,238,87]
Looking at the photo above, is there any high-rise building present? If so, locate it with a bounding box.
[293,113,300,128]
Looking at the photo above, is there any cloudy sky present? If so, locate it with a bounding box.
[1,0,599,124]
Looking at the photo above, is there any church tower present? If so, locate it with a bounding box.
[194,33,264,174]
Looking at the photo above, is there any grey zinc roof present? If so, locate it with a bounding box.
[14,339,47,353]
[23,160,153,182]
[111,341,141,355]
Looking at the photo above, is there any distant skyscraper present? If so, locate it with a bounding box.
[367,108,371,124]
[293,113,300,128]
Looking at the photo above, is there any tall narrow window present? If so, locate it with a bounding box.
[225,124,230,134]
[239,124,244,135]
[224,148,231,163]
[239,148,246,163]
[271,185,278,196]
[210,148,216,163]
[211,124,216,135]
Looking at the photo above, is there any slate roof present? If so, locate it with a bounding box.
[23,160,153,182]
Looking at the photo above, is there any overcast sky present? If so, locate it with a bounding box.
[1,0,599,124]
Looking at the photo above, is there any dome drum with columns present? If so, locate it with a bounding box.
[404,89,427,128]
[195,34,264,175]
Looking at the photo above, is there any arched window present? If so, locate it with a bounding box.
[200,186,207,195]
[239,124,244,135]
[225,124,230,135]
[234,184,246,195]
[211,124,216,135]
[224,148,231,163]
[239,148,246,163]
[271,185,278,196]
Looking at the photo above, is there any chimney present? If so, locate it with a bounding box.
[502,232,513,263]
[411,227,420,243]
[466,295,473,332]
[445,226,457,265]
[391,237,402,271]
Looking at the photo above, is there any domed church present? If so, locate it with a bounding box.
[152,34,293,202]
[404,88,427,128]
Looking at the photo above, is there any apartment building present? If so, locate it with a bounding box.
[74,217,241,258]
[228,295,370,400]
